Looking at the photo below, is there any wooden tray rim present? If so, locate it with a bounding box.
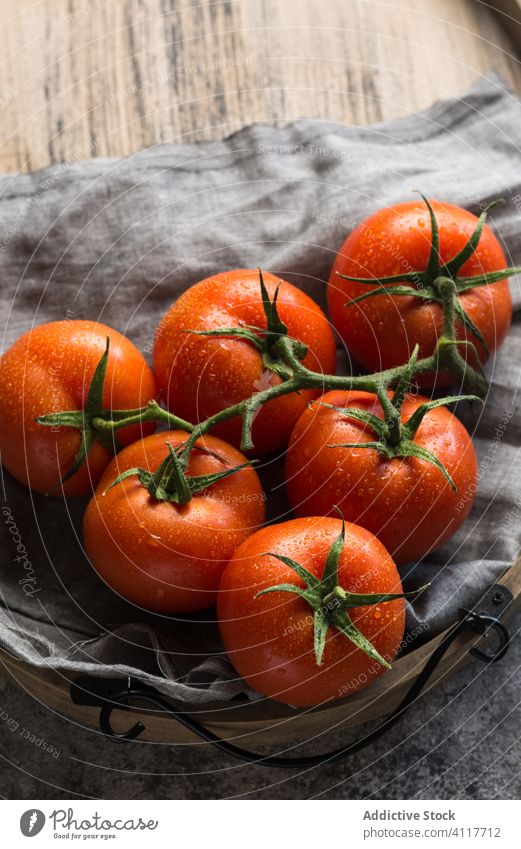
[1,555,520,745]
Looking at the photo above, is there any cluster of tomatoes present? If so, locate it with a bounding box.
[0,198,513,707]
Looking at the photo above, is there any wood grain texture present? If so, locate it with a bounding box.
[490,0,521,51]
[0,0,520,174]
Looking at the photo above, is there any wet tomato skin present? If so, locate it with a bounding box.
[0,321,157,496]
[327,200,511,384]
[285,390,478,564]
[153,269,337,455]
[218,517,405,707]
[83,430,265,613]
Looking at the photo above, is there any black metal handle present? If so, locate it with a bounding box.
[71,583,513,768]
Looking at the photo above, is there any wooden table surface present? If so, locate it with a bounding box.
[1,0,520,175]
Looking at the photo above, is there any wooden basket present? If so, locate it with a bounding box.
[2,557,519,751]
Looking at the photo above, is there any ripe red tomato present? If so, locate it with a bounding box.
[218,517,405,707]
[153,269,337,455]
[327,200,512,384]
[0,321,157,496]
[285,390,478,563]
[83,430,265,613]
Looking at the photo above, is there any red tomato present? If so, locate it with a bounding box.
[218,517,405,707]
[0,321,157,496]
[153,269,337,454]
[83,430,265,613]
[285,390,478,563]
[328,200,511,384]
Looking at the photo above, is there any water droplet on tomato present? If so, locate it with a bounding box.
[148,534,162,547]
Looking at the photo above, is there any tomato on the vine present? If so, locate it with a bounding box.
[328,198,513,385]
[0,321,157,496]
[153,269,337,455]
[83,430,265,613]
[218,517,407,707]
[285,388,478,563]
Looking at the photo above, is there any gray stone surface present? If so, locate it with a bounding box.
[1,612,520,799]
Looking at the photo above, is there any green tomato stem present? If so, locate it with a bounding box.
[91,400,194,435]
[38,231,490,486]
[89,330,481,458]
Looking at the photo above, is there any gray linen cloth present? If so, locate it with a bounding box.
[1,71,520,706]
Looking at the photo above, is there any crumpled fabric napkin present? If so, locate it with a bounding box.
[1,71,520,705]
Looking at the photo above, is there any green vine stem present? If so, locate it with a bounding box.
[91,400,194,436]
[138,269,486,466]
[321,346,481,491]
[37,195,509,485]
[36,278,485,482]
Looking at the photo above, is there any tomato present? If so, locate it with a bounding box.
[218,517,405,707]
[0,321,157,496]
[327,199,512,384]
[285,389,478,563]
[153,269,337,455]
[83,430,265,613]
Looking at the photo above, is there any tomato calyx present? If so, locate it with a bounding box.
[184,268,308,381]
[36,338,120,485]
[257,517,425,667]
[337,193,521,355]
[36,338,194,487]
[104,440,252,505]
[325,346,481,491]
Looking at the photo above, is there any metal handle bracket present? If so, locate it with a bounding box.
[70,583,513,767]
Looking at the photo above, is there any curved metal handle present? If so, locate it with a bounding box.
[90,596,512,768]
[463,611,510,662]
[99,702,145,741]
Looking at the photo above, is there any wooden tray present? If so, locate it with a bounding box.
[1,556,520,749]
